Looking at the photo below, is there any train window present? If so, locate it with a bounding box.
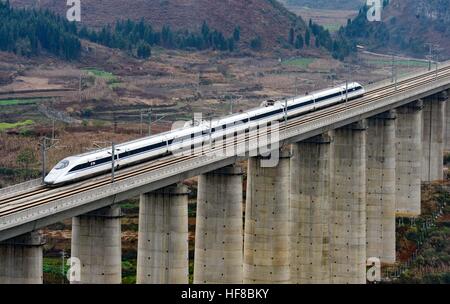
[266,100,275,106]
[55,160,70,170]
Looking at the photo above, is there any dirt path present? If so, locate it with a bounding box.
[360,50,430,63]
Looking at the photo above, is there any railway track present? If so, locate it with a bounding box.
[1,66,450,218]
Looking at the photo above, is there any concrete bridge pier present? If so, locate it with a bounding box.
[71,205,122,284]
[444,90,450,151]
[243,150,291,284]
[290,133,333,284]
[366,111,397,265]
[422,93,447,182]
[395,100,423,217]
[194,166,243,284]
[330,121,367,284]
[137,184,189,284]
[0,231,44,284]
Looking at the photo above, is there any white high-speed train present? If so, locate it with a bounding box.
[44,82,365,185]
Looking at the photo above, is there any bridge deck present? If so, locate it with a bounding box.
[1,62,450,241]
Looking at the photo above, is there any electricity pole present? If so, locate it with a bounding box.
[284,99,288,125]
[209,115,213,149]
[51,118,55,141]
[435,61,439,81]
[79,74,82,104]
[425,43,439,71]
[41,138,47,183]
[61,249,65,284]
[113,112,117,133]
[140,109,144,136]
[40,136,61,183]
[89,141,118,183]
[391,54,395,83]
[345,80,348,103]
[428,43,432,71]
[148,108,152,136]
[111,142,115,183]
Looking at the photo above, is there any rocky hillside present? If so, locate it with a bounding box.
[10,0,307,48]
[383,0,450,57]
[342,0,450,59]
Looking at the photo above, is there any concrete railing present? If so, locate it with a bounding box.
[365,60,450,92]
[0,153,234,233]
[0,179,42,198]
[286,71,450,144]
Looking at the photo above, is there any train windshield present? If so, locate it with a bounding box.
[55,160,70,170]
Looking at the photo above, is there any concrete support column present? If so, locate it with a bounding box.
[137,183,189,284]
[194,166,243,284]
[422,93,446,182]
[366,111,396,265]
[330,121,367,284]
[395,100,423,217]
[71,205,122,284]
[0,231,44,284]
[290,134,333,284]
[444,90,450,151]
[244,150,291,284]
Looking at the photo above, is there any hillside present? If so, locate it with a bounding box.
[281,0,364,10]
[342,0,450,59]
[10,0,307,49]
[382,0,450,58]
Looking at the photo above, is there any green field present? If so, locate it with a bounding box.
[0,120,34,131]
[367,59,430,68]
[83,68,121,87]
[283,57,316,69]
[0,99,41,106]
[122,259,137,284]
[323,23,341,33]
[43,257,69,284]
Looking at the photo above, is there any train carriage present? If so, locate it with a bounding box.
[44,82,365,185]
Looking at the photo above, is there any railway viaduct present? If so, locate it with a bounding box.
[1,63,450,284]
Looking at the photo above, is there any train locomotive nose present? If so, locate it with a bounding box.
[44,173,56,185]
[44,170,61,185]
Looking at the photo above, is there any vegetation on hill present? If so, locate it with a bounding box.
[341,0,450,59]
[340,5,392,51]
[86,17,356,59]
[10,0,308,50]
[0,0,81,59]
[79,20,239,58]
[392,184,450,284]
[283,0,364,10]
[1,0,357,61]
[0,0,239,60]
[307,19,356,60]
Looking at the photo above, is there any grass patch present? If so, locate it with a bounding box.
[43,257,69,284]
[322,23,341,33]
[122,259,137,284]
[0,99,42,106]
[43,257,67,275]
[82,68,121,87]
[120,200,139,215]
[0,120,34,131]
[83,68,116,81]
[367,59,430,67]
[283,57,316,69]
